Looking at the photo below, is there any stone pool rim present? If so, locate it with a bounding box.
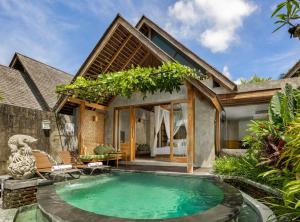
[37,171,243,222]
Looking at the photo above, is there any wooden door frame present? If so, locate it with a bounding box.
[113,106,136,161]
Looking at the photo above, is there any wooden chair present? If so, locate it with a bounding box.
[58,151,111,174]
[32,150,81,179]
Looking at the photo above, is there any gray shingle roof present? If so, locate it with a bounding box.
[0,64,42,110]
[16,53,73,109]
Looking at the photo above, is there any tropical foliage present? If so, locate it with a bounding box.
[240,74,272,85]
[56,62,205,103]
[214,84,300,221]
[272,0,300,38]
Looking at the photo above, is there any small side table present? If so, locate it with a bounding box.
[108,152,127,168]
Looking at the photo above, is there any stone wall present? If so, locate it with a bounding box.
[3,180,37,209]
[0,104,77,174]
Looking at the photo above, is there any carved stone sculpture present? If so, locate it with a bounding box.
[7,135,37,179]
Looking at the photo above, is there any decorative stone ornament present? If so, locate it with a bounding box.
[7,135,37,179]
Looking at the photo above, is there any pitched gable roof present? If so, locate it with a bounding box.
[136,16,237,91]
[10,53,73,110]
[54,14,174,112]
[54,14,227,113]
[0,64,43,110]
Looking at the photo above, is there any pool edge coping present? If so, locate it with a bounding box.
[37,172,243,222]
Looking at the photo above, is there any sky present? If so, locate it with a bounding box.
[0,0,299,83]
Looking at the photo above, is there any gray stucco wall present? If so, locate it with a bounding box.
[194,96,216,168]
[110,85,187,107]
[0,104,77,174]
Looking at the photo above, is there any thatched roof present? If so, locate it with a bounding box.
[0,64,43,110]
[9,53,73,110]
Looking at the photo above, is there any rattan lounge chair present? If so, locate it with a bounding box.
[58,151,111,175]
[32,150,81,179]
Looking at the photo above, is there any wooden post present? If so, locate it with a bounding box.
[78,101,85,155]
[130,106,136,161]
[113,108,119,150]
[170,102,174,161]
[187,84,195,173]
[215,110,221,155]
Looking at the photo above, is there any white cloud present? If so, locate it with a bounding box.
[168,0,257,53]
[234,78,244,85]
[222,65,231,79]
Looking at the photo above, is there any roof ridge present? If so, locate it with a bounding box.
[283,59,300,78]
[15,52,73,77]
[0,63,22,72]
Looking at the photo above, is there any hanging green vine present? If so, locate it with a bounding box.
[56,62,207,103]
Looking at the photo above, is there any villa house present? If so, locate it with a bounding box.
[1,15,300,174]
[54,15,300,173]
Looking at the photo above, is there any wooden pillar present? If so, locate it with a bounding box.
[78,101,85,155]
[170,102,174,161]
[187,84,195,173]
[113,108,119,150]
[130,106,136,161]
[215,110,221,155]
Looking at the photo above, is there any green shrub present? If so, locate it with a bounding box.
[94,144,115,155]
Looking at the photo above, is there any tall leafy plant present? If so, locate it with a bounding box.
[242,84,300,169]
[269,84,300,127]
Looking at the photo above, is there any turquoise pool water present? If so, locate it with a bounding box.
[56,173,224,219]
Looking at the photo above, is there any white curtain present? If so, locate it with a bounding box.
[163,110,170,141]
[173,111,182,136]
[151,106,164,156]
[181,103,188,130]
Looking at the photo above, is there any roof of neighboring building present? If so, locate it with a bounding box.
[282,60,300,78]
[0,64,43,110]
[10,53,73,110]
[217,77,300,106]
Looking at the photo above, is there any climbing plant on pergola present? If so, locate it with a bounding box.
[56,62,207,104]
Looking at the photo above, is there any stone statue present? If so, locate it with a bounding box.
[7,135,37,179]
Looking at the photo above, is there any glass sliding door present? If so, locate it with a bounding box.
[116,108,131,159]
[171,103,188,162]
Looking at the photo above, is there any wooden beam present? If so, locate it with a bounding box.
[218,89,279,106]
[215,110,221,155]
[187,84,195,173]
[103,34,132,73]
[67,97,107,111]
[187,78,223,112]
[78,101,85,155]
[130,106,136,161]
[121,43,142,69]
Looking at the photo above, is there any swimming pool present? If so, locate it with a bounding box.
[37,172,243,221]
